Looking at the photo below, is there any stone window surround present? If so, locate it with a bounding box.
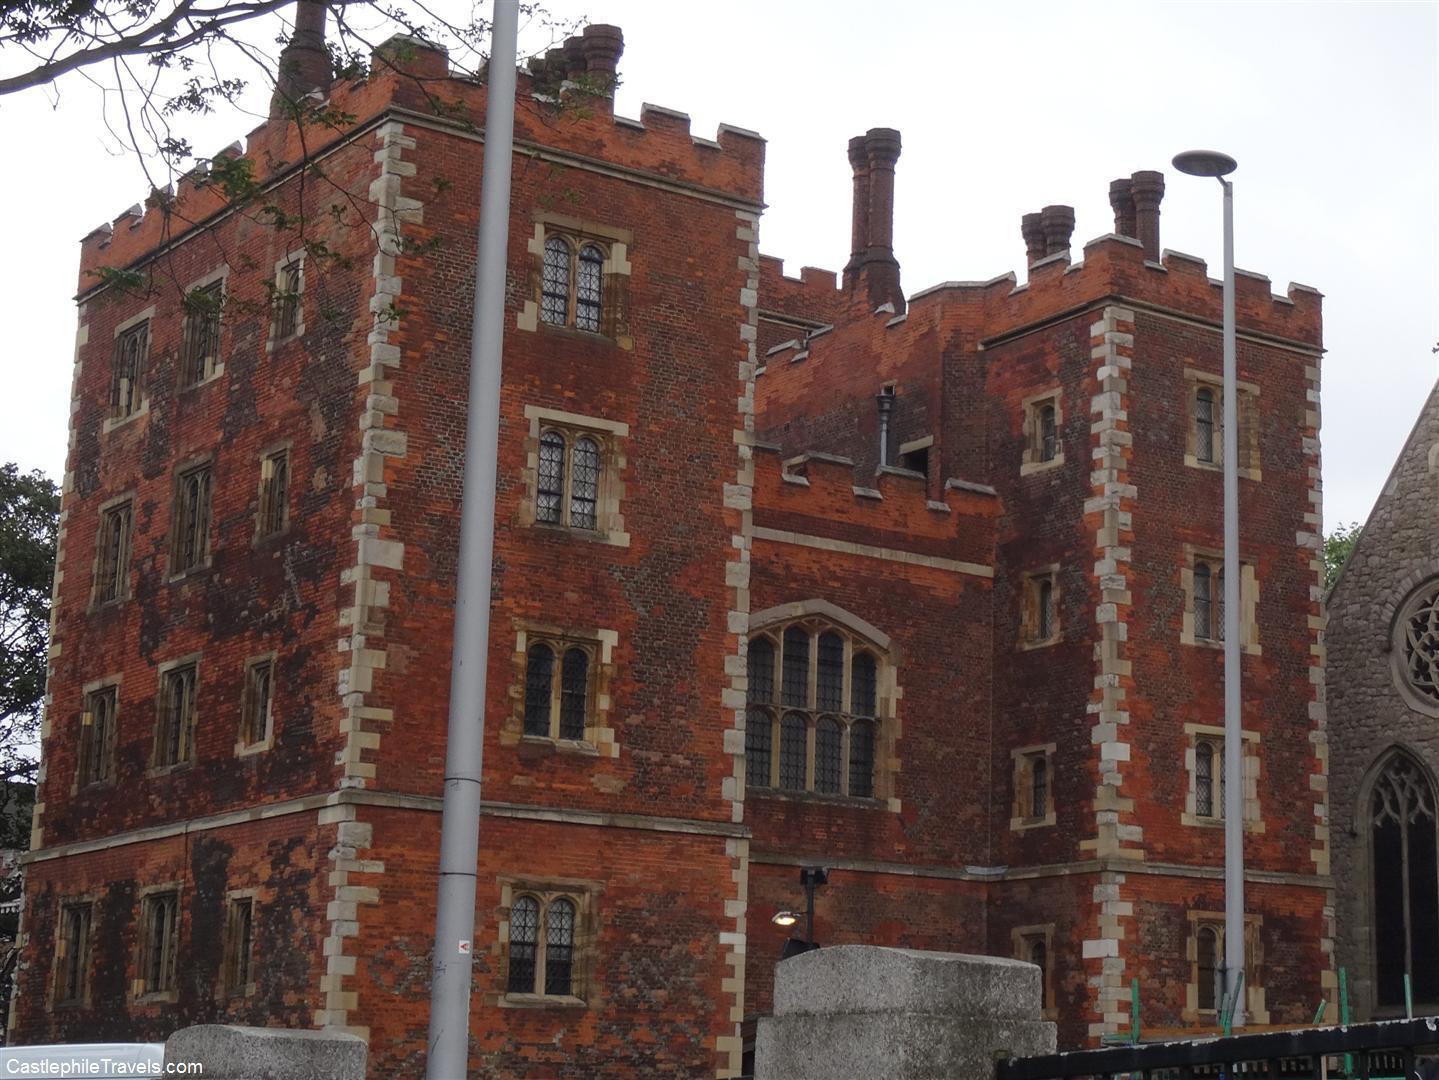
[1181,723,1262,832]
[518,406,630,547]
[1390,576,1439,718]
[150,655,201,776]
[178,266,229,390]
[131,881,184,1004]
[1182,368,1262,481]
[102,306,155,434]
[492,876,599,1009]
[235,652,276,757]
[51,893,97,1009]
[74,674,122,793]
[168,455,214,582]
[1011,922,1056,1017]
[1020,387,1064,476]
[253,441,292,544]
[89,490,136,609]
[1180,545,1261,655]
[1018,564,1061,650]
[516,213,634,349]
[1183,910,1268,1024]
[503,621,620,758]
[745,600,899,810]
[219,888,259,999]
[1010,743,1057,831]
[266,251,306,349]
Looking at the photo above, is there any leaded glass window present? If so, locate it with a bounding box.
[95,501,132,604]
[523,639,594,741]
[533,428,607,533]
[111,321,148,419]
[155,664,197,768]
[1196,387,1216,463]
[817,632,844,712]
[181,281,223,386]
[1040,403,1057,462]
[1038,578,1054,641]
[575,244,604,332]
[570,437,600,529]
[781,628,809,707]
[539,233,608,333]
[57,902,92,1004]
[849,719,874,798]
[1195,563,1213,641]
[1197,925,1220,1011]
[815,718,842,794]
[1031,755,1048,820]
[172,463,212,574]
[746,624,886,800]
[537,431,565,525]
[524,644,554,736]
[779,712,807,791]
[142,891,179,995]
[541,236,571,326]
[559,648,588,740]
[78,686,116,786]
[507,896,539,993]
[1401,584,1439,705]
[544,898,576,995]
[1195,739,1222,819]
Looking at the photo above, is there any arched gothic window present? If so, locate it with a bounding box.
[1196,739,1220,819]
[746,618,887,800]
[523,639,594,741]
[1371,754,1439,1006]
[506,892,582,999]
[540,233,607,332]
[534,429,606,532]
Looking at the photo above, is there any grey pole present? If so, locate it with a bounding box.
[425,2,519,1076]
[1219,173,1246,1029]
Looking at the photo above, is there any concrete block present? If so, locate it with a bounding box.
[164,1025,366,1079]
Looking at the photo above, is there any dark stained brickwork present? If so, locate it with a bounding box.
[15,23,1329,1076]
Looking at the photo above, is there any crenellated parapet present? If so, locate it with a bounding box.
[757,255,842,327]
[751,443,996,574]
[76,25,764,293]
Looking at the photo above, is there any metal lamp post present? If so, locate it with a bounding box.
[425,2,520,1075]
[773,867,828,958]
[1172,149,1244,1028]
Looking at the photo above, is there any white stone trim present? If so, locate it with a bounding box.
[750,526,992,579]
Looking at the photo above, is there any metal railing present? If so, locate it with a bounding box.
[996,1016,1439,1080]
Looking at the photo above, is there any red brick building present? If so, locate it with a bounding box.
[12,16,1331,1075]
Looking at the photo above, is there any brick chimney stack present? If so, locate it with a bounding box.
[1040,205,1075,260]
[1109,178,1137,239]
[1130,170,1165,260]
[1020,213,1047,266]
[843,128,904,314]
[270,0,332,118]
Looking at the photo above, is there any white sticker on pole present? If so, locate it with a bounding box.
[458,940,471,955]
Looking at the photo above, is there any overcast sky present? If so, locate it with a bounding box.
[3,0,1435,532]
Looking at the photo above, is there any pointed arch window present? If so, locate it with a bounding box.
[1371,754,1439,1006]
[502,887,590,1002]
[745,617,889,801]
[540,232,609,333]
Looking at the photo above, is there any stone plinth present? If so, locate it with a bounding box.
[163,1025,367,1080]
[755,945,1056,1080]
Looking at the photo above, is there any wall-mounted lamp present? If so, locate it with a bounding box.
[777,867,829,960]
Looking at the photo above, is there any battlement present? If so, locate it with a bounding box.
[76,25,765,293]
[758,255,843,324]
[751,443,996,572]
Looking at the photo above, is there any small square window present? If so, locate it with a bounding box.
[180,280,224,387]
[257,449,289,539]
[1020,391,1063,475]
[77,685,118,787]
[138,890,180,998]
[93,500,133,605]
[55,900,93,1006]
[171,462,212,576]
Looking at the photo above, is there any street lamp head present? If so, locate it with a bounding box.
[1172,150,1238,178]
[771,910,799,927]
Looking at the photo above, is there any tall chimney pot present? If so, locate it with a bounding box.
[1040,204,1076,259]
[1021,213,1047,266]
[270,0,332,118]
[1109,178,1137,239]
[1130,170,1165,260]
